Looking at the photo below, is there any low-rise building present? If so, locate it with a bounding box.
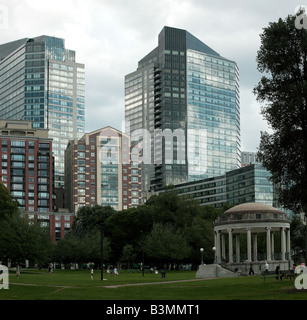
[160,163,275,208]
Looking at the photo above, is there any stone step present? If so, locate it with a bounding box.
[196,264,237,278]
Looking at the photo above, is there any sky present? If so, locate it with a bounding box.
[0,0,301,151]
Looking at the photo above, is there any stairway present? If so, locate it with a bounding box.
[196,264,237,278]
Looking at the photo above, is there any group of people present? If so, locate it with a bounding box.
[235,261,268,276]
[90,266,119,280]
[236,261,304,278]
[107,266,119,277]
[150,267,159,274]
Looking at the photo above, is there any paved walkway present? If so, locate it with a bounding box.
[10,282,78,288]
[103,278,213,288]
[10,278,213,289]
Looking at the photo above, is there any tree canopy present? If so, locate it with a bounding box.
[254,12,307,214]
[65,189,223,268]
[0,183,53,265]
[0,182,19,220]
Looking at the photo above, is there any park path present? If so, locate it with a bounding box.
[103,278,214,288]
[9,282,78,288]
[9,278,214,289]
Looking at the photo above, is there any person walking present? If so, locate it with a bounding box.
[90,268,94,280]
[16,265,20,279]
[264,261,269,274]
[249,263,255,276]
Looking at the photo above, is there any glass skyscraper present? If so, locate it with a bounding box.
[0,36,85,188]
[125,27,240,196]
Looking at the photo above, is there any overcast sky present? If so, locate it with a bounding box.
[0,0,300,151]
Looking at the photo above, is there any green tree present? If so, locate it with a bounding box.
[145,188,203,227]
[0,211,53,265]
[104,205,154,263]
[144,223,191,266]
[290,215,306,257]
[73,205,115,239]
[253,12,307,259]
[0,182,19,220]
[121,244,137,268]
[53,234,111,267]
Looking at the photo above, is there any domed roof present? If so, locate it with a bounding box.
[225,202,283,214]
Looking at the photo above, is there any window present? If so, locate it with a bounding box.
[39,143,50,149]
[11,140,25,147]
[78,159,86,165]
[78,189,86,195]
[78,144,86,151]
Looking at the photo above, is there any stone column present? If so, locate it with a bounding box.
[246,227,252,262]
[216,230,221,264]
[271,232,275,261]
[281,227,286,260]
[286,228,291,260]
[236,234,240,263]
[221,234,226,260]
[253,233,258,262]
[228,229,233,263]
[266,227,271,262]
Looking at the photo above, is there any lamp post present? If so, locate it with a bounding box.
[212,247,216,264]
[200,248,204,265]
[141,231,144,276]
[100,223,104,281]
[142,239,145,277]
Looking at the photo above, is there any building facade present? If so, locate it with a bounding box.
[125,26,240,197]
[0,119,54,212]
[0,36,85,188]
[241,151,259,167]
[25,210,74,243]
[65,127,142,213]
[169,163,274,208]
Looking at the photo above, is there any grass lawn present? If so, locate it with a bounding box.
[0,268,306,300]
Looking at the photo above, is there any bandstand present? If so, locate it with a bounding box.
[213,203,291,274]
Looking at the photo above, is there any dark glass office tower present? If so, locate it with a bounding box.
[0,36,85,188]
[125,26,240,196]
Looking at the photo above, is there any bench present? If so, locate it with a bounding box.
[261,270,294,282]
[279,269,294,281]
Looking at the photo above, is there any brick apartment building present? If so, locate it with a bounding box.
[0,119,74,242]
[0,119,54,212]
[65,126,142,213]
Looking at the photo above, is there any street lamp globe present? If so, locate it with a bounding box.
[200,248,204,265]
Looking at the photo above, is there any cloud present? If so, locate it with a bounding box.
[240,87,270,151]
[0,0,298,152]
